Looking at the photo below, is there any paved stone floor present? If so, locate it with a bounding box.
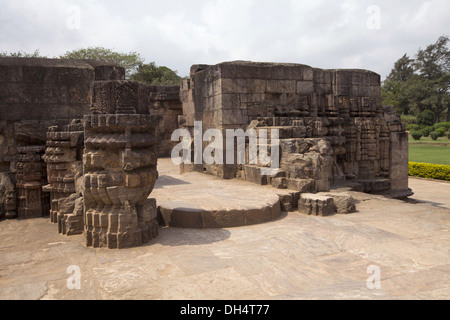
[0,161,449,300]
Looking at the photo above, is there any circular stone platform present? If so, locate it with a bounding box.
[152,159,282,229]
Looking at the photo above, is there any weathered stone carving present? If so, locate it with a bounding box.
[1,57,413,239]
[147,86,183,157]
[0,57,127,222]
[4,190,17,219]
[179,61,412,201]
[84,81,159,249]
[43,119,84,235]
[16,146,48,219]
[0,172,16,219]
[298,194,336,217]
[298,193,356,216]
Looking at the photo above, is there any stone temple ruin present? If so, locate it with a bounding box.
[0,57,412,249]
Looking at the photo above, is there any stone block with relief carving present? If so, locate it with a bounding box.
[84,80,159,249]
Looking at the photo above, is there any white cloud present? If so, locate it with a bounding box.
[0,0,448,78]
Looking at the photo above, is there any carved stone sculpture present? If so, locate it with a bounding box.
[4,190,17,219]
[84,81,159,249]
[16,146,48,219]
[43,119,84,235]
[0,172,16,219]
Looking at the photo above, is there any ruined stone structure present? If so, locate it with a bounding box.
[0,57,413,247]
[43,120,84,235]
[179,61,412,201]
[148,86,183,157]
[84,80,159,249]
[0,58,166,248]
[0,58,125,220]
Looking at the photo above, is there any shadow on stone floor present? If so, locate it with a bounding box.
[143,226,232,248]
[403,197,449,210]
[147,211,291,248]
[154,175,191,189]
[271,211,289,222]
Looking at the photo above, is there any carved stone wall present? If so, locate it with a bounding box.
[180,61,411,198]
[16,146,48,219]
[84,81,159,249]
[0,57,125,220]
[43,119,84,235]
[0,172,15,219]
[147,86,183,157]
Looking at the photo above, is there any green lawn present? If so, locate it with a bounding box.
[409,144,450,166]
[409,136,450,145]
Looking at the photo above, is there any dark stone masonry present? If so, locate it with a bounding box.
[0,58,412,248]
[179,61,411,199]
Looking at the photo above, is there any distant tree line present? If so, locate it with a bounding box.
[0,49,46,58]
[382,35,450,124]
[0,46,184,86]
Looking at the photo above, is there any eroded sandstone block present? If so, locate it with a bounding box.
[298,194,335,216]
[277,191,301,212]
[323,193,357,214]
[298,193,356,216]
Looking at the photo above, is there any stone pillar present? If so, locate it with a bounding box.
[43,120,84,235]
[83,81,159,249]
[389,124,412,198]
[16,146,47,219]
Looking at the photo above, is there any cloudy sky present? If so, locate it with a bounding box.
[0,0,448,78]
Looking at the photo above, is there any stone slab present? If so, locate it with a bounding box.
[154,158,283,228]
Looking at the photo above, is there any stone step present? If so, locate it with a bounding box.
[154,159,282,229]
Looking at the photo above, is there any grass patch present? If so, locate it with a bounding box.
[408,135,450,145]
[409,144,450,166]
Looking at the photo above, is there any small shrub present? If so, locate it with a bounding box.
[435,127,447,137]
[430,132,440,141]
[448,133,450,140]
[411,131,423,140]
[407,124,421,132]
[409,162,450,181]
[421,126,434,137]
[434,122,450,131]
[401,115,418,125]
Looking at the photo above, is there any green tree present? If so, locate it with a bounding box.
[381,54,415,115]
[413,36,450,122]
[387,54,415,82]
[130,62,182,85]
[0,49,46,58]
[60,47,144,78]
[417,110,435,126]
[382,35,450,123]
[414,36,450,80]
